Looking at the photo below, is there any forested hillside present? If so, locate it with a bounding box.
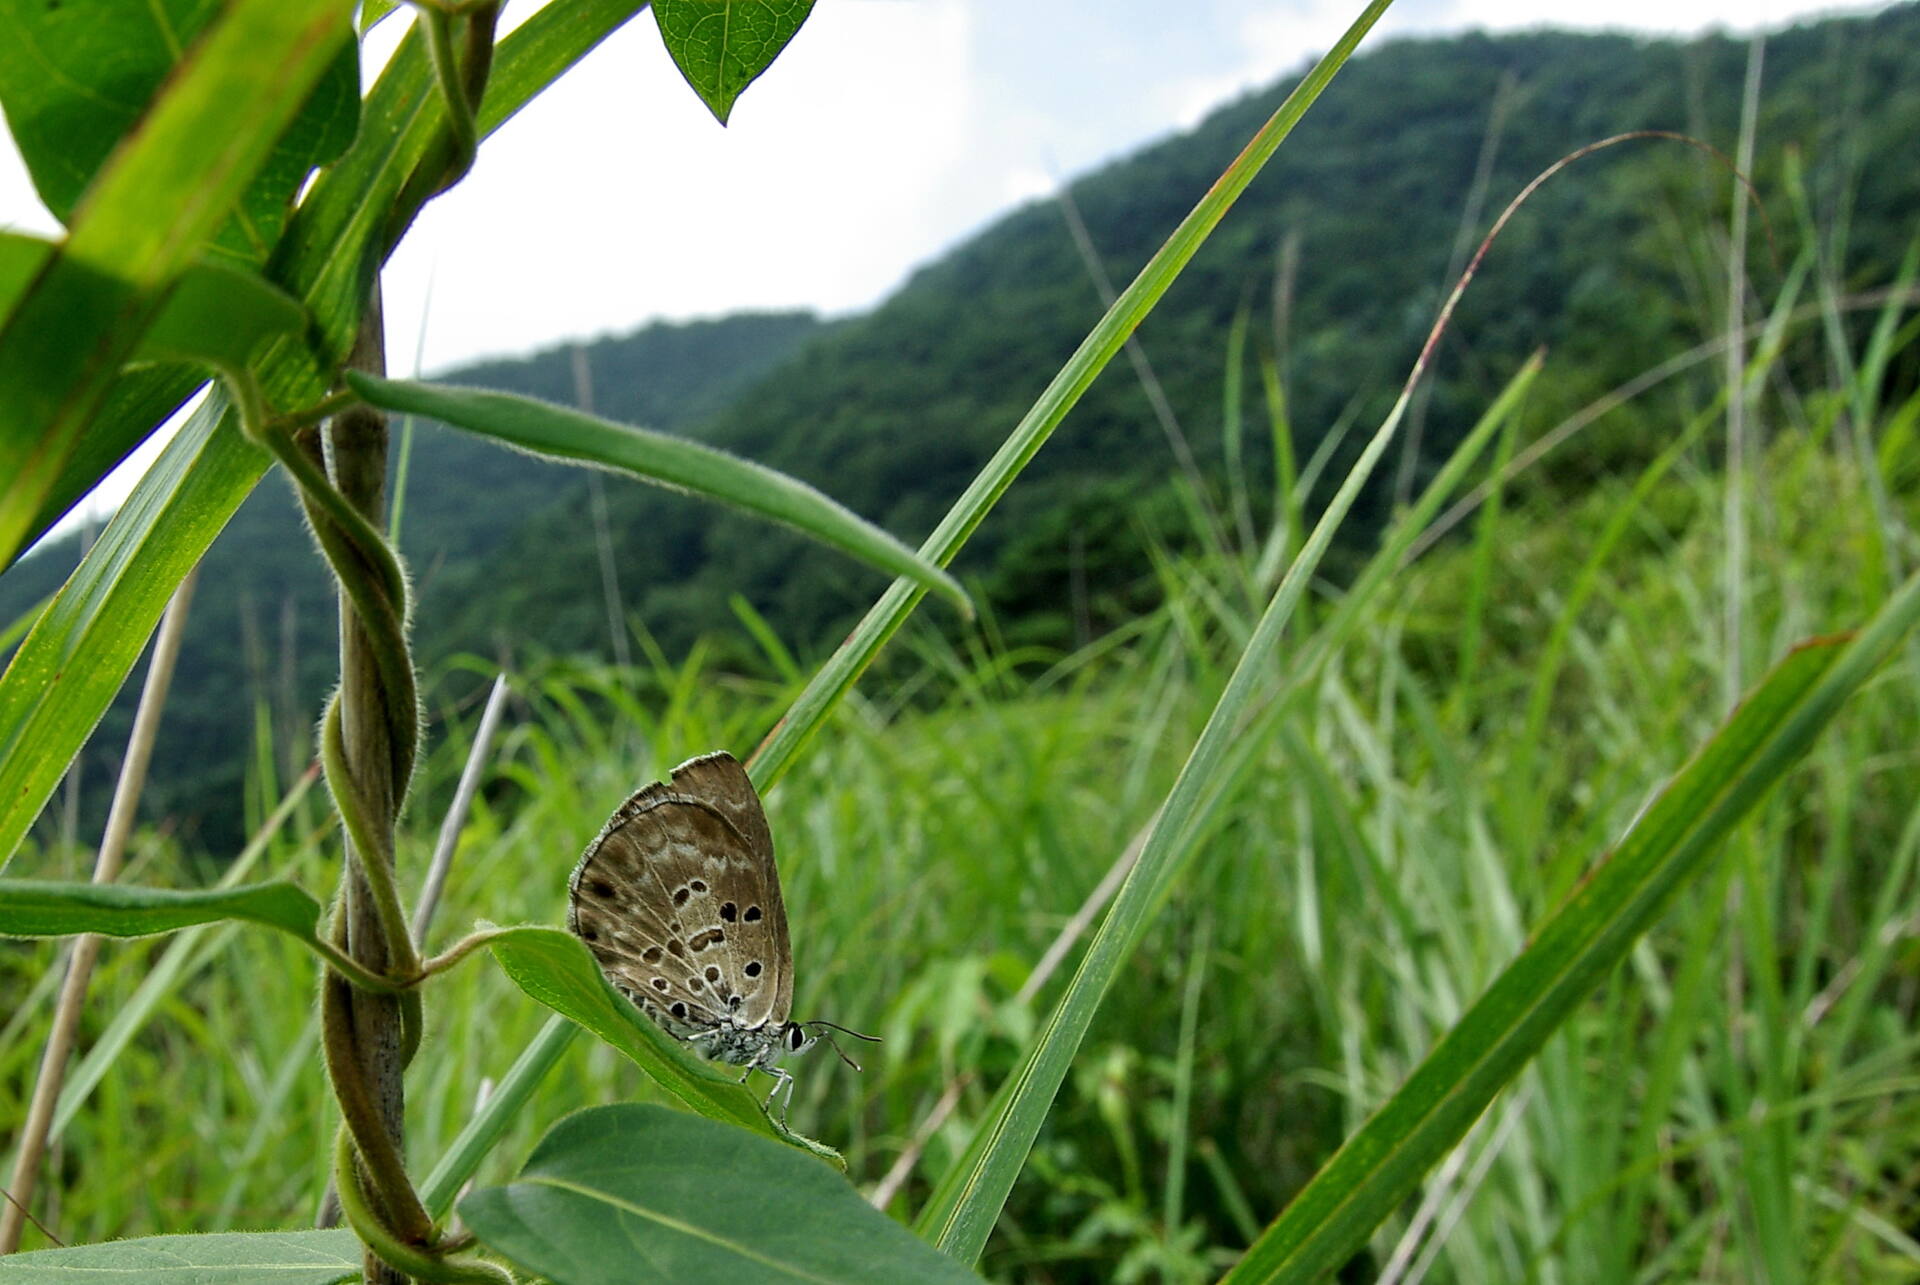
[447,6,1920,657]
[4,5,1916,848]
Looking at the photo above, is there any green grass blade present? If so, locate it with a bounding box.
[419,1016,577,1219]
[11,367,207,570]
[0,393,262,872]
[0,588,52,659]
[752,0,1398,789]
[136,258,310,372]
[1220,567,1920,1283]
[913,89,1429,1269]
[344,372,970,616]
[1302,352,1541,673]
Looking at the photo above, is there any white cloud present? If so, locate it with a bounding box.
[383,1,982,371]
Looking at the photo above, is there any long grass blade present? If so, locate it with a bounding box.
[344,373,970,615]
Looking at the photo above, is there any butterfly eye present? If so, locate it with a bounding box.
[786,1024,808,1051]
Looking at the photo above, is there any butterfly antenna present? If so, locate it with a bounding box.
[805,1020,881,1071]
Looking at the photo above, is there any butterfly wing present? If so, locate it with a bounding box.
[663,752,794,1027]
[568,752,793,1034]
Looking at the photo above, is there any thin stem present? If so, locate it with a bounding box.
[413,674,511,946]
[312,936,415,995]
[418,927,514,979]
[380,2,499,253]
[266,429,418,769]
[419,1016,576,1219]
[421,7,478,191]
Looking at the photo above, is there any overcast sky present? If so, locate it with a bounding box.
[0,0,1876,532]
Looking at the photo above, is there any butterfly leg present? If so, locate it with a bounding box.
[759,1066,798,1126]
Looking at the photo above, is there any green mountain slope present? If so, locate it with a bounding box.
[459,6,1920,658]
[4,6,1916,849]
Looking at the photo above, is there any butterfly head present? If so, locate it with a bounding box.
[789,1019,881,1072]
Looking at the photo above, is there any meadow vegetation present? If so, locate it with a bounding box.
[6,274,1916,1277]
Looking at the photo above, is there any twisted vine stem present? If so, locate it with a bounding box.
[228,6,503,1280]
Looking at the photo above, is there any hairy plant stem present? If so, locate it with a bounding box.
[282,9,499,1276]
[311,297,422,1285]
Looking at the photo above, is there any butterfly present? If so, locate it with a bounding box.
[567,750,874,1120]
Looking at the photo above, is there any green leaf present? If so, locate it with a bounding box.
[137,259,311,371]
[0,0,351,567]
[904,8,1465,1257]
[0,879,322,942]
[1222,566,1920,1283]
[0,0,358,262]
[482,926,841,1165]
[461,1104,981,1284]
[1,228,309,373]
[0,232,54,310]
[344,372,971,616]
[0,1229,359,1282]
[650,0,814,124]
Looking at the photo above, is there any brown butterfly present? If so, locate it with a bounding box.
[567,751,873,1119]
